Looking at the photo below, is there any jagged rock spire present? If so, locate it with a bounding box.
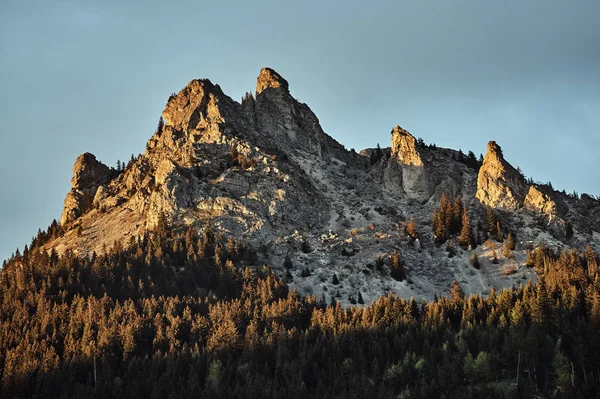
[476,141,527,210]
[391,125,423,166]
[256,67,289,95]
[60,153,110,225]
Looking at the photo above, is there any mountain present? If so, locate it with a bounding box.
[48,67,600,303]
[4,68,600,398]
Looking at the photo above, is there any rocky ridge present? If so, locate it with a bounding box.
[47,68,600,304]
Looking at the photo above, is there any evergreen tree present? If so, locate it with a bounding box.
[458,209,473,249]
[390,251,405,281]
[157,116,164,133]
[451,196,463,235]
[284,255,293,269]
[332,273,340,285]
[495,221,503,242]
[405,218,419,240]
[470,251,480,269]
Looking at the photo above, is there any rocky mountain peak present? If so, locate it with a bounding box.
[390,125,423,166]
[486,140,502,156]
[60,153,110,225]
[476,141,528,210]
[161,79,235,134]
[253,67,347,159]
[256,67,289,95]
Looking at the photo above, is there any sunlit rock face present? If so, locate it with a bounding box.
[391,125,423,167]
[476,141,528,210]
[60,153,110,226]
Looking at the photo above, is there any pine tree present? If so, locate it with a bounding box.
[284,255,293,269]
[405,218,419,239]
[357,291,364,305]
[440,193,453,237]
[506,233,515,250]
[451,196,463,235]
[450,280,465,305]
[459,209,473,249]
[390,251,405,281]
[495,221,503,242]
[332,273,340,285]
[157,116,164,133]
[486,206,497,236]
[471,251,480,269]
[565,222,574,240]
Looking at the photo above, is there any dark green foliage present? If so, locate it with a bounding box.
[301,240,311,253]
[375,255,384,272]
[390,251,405,281]
[471,251,480,269]
[566,222,574,240]
[446,240,457,258]
[157,116,164,133]
[283,255,293,269]
[332,273,340,285]
[369,143,384,165]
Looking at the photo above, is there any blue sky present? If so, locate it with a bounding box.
[1,0,599,261]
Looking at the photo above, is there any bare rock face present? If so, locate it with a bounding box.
[162,79,238,134]
[383,126,432,202]
[254,67,347,159]
[524,185,568,233]
[60,153,110,225]
[524,185,564,219]
[256,67,289,94]
[476,141,528,210]
[391,125,423,166]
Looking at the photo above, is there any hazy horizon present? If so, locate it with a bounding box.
[1,0,599,261]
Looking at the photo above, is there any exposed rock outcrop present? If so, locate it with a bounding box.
[391,125,423,166]
[254,67,347,159]
[48,67,600,305]
[524,185,568,234]
[161,79,238,137]
[476,141,528,210]
[524,185,566,219]
[256,67,289,94]
[60,153,110,225]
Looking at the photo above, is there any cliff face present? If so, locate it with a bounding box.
[60,153,111,226]
[476,141,528,210]
[391,125,423,166]
[48,67,600,305]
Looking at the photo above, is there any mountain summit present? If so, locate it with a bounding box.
[48,68,600,303]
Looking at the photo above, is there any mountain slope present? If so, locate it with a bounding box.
[46,68,600,303]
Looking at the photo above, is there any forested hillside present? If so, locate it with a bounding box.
[1,219,599,398]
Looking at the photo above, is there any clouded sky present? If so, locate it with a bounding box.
[1,0,599,261]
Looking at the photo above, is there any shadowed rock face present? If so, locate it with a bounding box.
[254,67,347,159]
[476,141,528,210]
[60,153,110,225]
